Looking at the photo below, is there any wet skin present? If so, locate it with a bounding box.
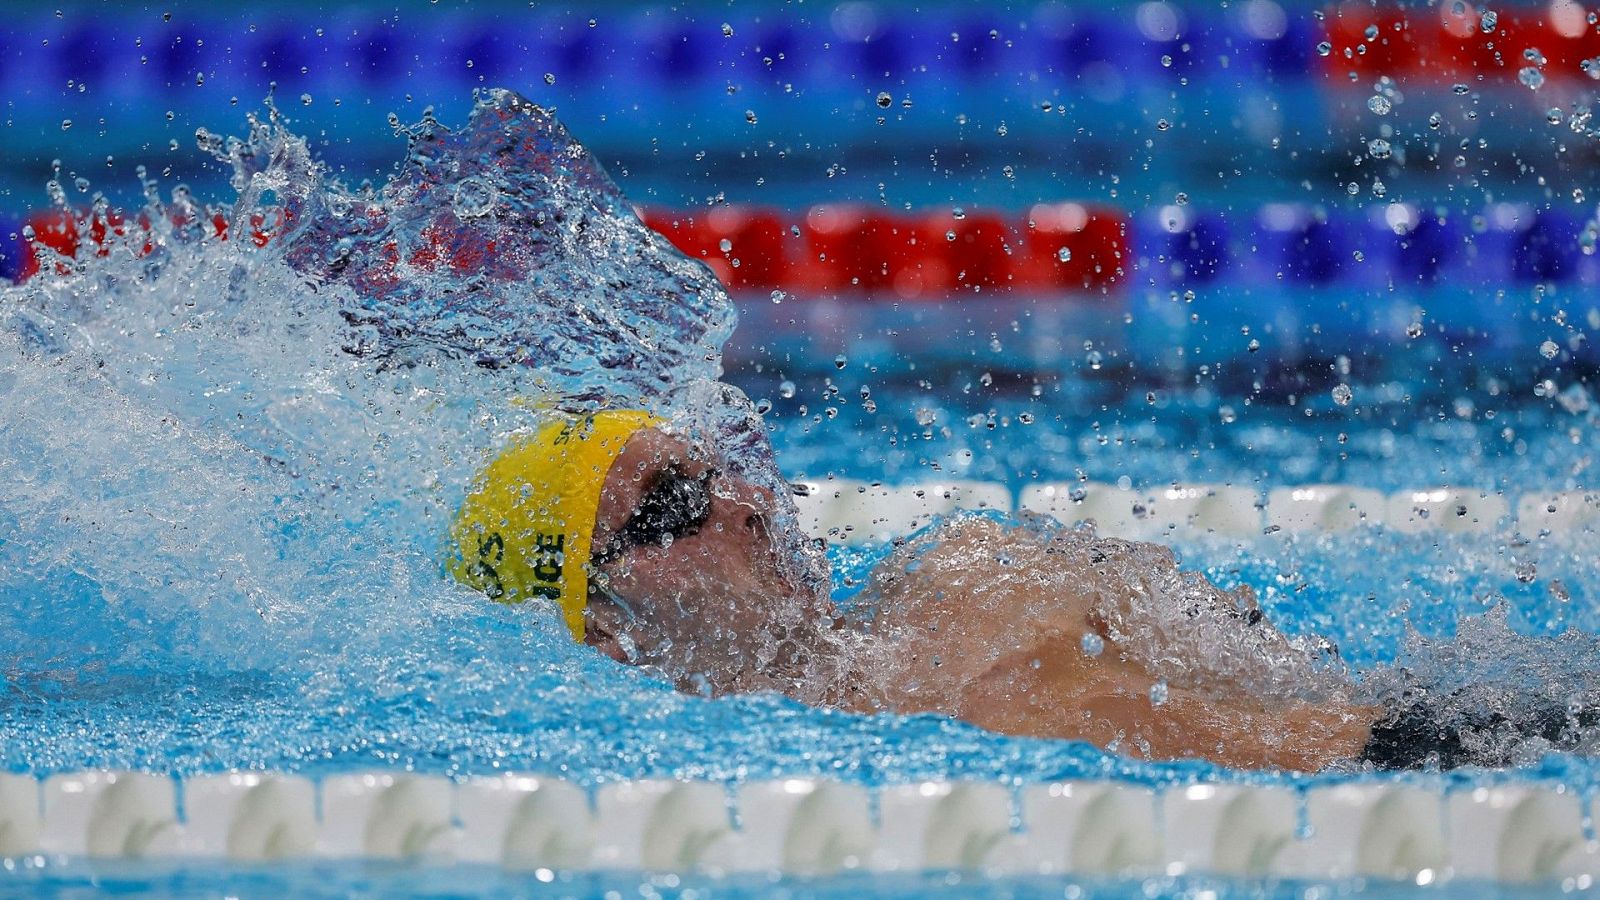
[860,514,1374,772]
[580,428,1374,771]
[585,427,836,698]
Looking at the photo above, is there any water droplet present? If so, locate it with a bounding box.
[1086,350,1103,370]
[1519,66,1546,90]
[945,230,956,242]
[1364,24,1379,40]
[1368,95,1392,115]
[1367,138,1392,159]
[770,290,786,304]
[1149,681,1169,706]
[721,22,734,37]
[1480,10,1498,32]
[1332,383,1354,406]
[875,91,892,109]
[1428,112,1443,129]
[1247,338,1260,352]
[1160,54,1173,68]
[1174,192,1188,205]
[1540,340,1560,359]
[1406,322,1424,339]
[755,398,772,414]
[1219,406,1237,424]
[1080,633,1104,657]
[1514,560,1537,584]
[1316,40,1333,57]
[544,72,556,86]
[834,354,847,369]
[1548,107,1564,125]
[718,238,733,253]
[1452,83,1470,95]
[1056,247,1073,262]
[300,93,312,106]
[1018,412,1034,425]
[452,176,498,218]
[744,109,757,124]
[1156,118,1171,131]
[778,380,796,399]
[60,119,72,131]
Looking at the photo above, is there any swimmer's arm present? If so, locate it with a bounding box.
[954,639,1374,772]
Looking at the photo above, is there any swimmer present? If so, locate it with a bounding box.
[449,410,1590,772]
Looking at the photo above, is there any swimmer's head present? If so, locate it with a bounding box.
[584,425,838,694]
[448,409,663,640]
[450,409,836,692]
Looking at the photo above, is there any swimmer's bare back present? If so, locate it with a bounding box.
[851,515,1374,772]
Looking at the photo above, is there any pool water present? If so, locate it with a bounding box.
[0,10,1597,892]
[0,858,1576,900]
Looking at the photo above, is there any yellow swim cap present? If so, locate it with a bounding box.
[449,409,663,640]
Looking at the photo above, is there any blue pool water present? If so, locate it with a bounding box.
[0,859,1575,899]
[0,90,1594,767]
[0,61,1598,900]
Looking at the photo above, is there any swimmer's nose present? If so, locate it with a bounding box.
[711,476,779,544]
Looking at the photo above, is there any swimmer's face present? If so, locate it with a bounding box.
[585,427,836,692]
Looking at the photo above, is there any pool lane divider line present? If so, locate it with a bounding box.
[794,480,1597,545]
[0,771,1594,882]
[0,2,1592,108]
[8,201,1599,298]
